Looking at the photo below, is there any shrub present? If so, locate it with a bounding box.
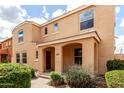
[1,61,9,63]
[50,71,64,86]
[106,59,124,71]
[0,83,15,88]
[105,70,124,88]
[0,63,32,88]
[24,65,35,78]
[65,66,96,88]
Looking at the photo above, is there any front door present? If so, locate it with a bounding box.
[46,51,51,70]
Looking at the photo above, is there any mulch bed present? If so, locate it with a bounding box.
[95,75,107,88]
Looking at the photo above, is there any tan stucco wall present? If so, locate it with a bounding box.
[12,22,42,70]
[94,6,115,74]
[12,5,115,75]
[41,6,95,42]
[39,5,115,74]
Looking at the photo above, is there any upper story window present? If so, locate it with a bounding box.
[44,27,48,35]
[54,23,58,31]
[80,9,94,30]
[18,31,24,43]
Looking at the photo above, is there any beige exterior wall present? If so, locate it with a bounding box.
[12,22,41,70]
[12,5,115,75]
[94,6,115,73]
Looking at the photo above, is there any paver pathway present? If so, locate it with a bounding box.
[31,78,53,88]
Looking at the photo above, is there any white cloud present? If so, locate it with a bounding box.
[0,5,28,41]
[120,18,124,28]
[44,12,49,19]
[116,6,120,14]
[42,6,46,13]
[0,5,27,23]
[0,5,48,41]
[52,9,66,18]
[26,17,47,24]
[115,35,124,54]
[41,6,49,20]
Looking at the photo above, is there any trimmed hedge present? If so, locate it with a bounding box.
[25,65,35,78]
[65,66,96,88]
[50,71,64,86]
[105,70,124,88]
[106,59,124,71]
[0,63,32,88]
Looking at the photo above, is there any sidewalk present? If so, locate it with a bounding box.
[31,78,53,88]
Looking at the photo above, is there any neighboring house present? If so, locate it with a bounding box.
[114,54,124,60]
[12,5,115,75]
[0,38,12,62]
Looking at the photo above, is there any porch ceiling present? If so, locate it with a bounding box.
[37,31,101,47]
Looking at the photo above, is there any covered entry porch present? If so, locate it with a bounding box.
[38,32,100,74]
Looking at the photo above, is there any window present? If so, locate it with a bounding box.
[54,23,58,31]
[44,27,48,35]
[74,48,82,65]
[36,51,38,59]
[80,9,94,30]
[16,53,20,63]
[22,52,27,63]
[18,31,23,43]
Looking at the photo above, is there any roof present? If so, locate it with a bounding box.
[0,37,12,43]
[41,5,95,26]
[37,30,101,47]
[12,21,41,33]
[12,5,95,33]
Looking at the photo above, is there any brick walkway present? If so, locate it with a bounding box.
[31,78,53,88]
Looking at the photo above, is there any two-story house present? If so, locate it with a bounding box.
[0,37,12,62]
[12,5,115,75]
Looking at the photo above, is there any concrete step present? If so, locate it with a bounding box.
[39,74,50,79]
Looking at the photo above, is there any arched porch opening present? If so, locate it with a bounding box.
[62,43,82,72]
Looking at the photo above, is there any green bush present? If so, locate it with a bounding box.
[0,83,15,88]
[1,61,10,63]
[24,65,35,78]
[65,66,96,88]
[106,59,124,71]
[105,70,124,88]
[50,71,64,86]
[0,63,32,88]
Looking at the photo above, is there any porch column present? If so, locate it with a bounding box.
[55,45,63,73]
[38,47,45,73]
[82,39,95,74]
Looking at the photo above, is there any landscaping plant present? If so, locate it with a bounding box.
[0,63,33,88]
[65,66,96,88]
[106,59,124,71]
[105,70,124,88]
[50,71,64,86]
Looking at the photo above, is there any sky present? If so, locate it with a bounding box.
[0,5,124,53]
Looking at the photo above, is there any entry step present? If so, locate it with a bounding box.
[39,74,50,79]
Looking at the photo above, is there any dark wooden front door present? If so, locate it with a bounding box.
[46,51,51,70]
